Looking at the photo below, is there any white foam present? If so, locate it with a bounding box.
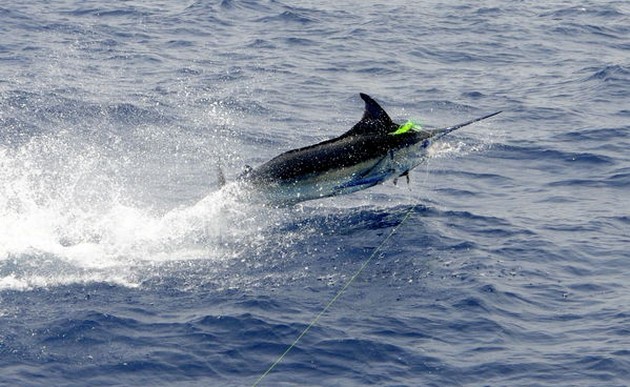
[0,132,257,291]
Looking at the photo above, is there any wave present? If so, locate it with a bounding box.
[539,5,625,19]
[585,64,630,83]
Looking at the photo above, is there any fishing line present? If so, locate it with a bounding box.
[253,203,418,386]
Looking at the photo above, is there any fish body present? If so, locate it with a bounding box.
[234,93,500,205]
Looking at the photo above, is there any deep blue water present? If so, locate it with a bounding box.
[1,1,629,386]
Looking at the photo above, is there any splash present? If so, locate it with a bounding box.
[0,128,263,291]
[427,119,500,160]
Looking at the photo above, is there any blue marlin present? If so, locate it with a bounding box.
[230,93,500,205]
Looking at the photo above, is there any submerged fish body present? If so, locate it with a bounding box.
[233,93,500,205]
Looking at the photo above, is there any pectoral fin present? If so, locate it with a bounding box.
[394,170,410,186]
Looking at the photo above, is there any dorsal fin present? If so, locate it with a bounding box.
[343,93,396,137]
[360,93,393,124]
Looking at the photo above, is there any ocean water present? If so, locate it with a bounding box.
[1,0,629,385]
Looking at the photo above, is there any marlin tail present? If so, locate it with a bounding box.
[231,93,501,205]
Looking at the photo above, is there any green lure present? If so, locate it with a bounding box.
[390,120,422,136]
